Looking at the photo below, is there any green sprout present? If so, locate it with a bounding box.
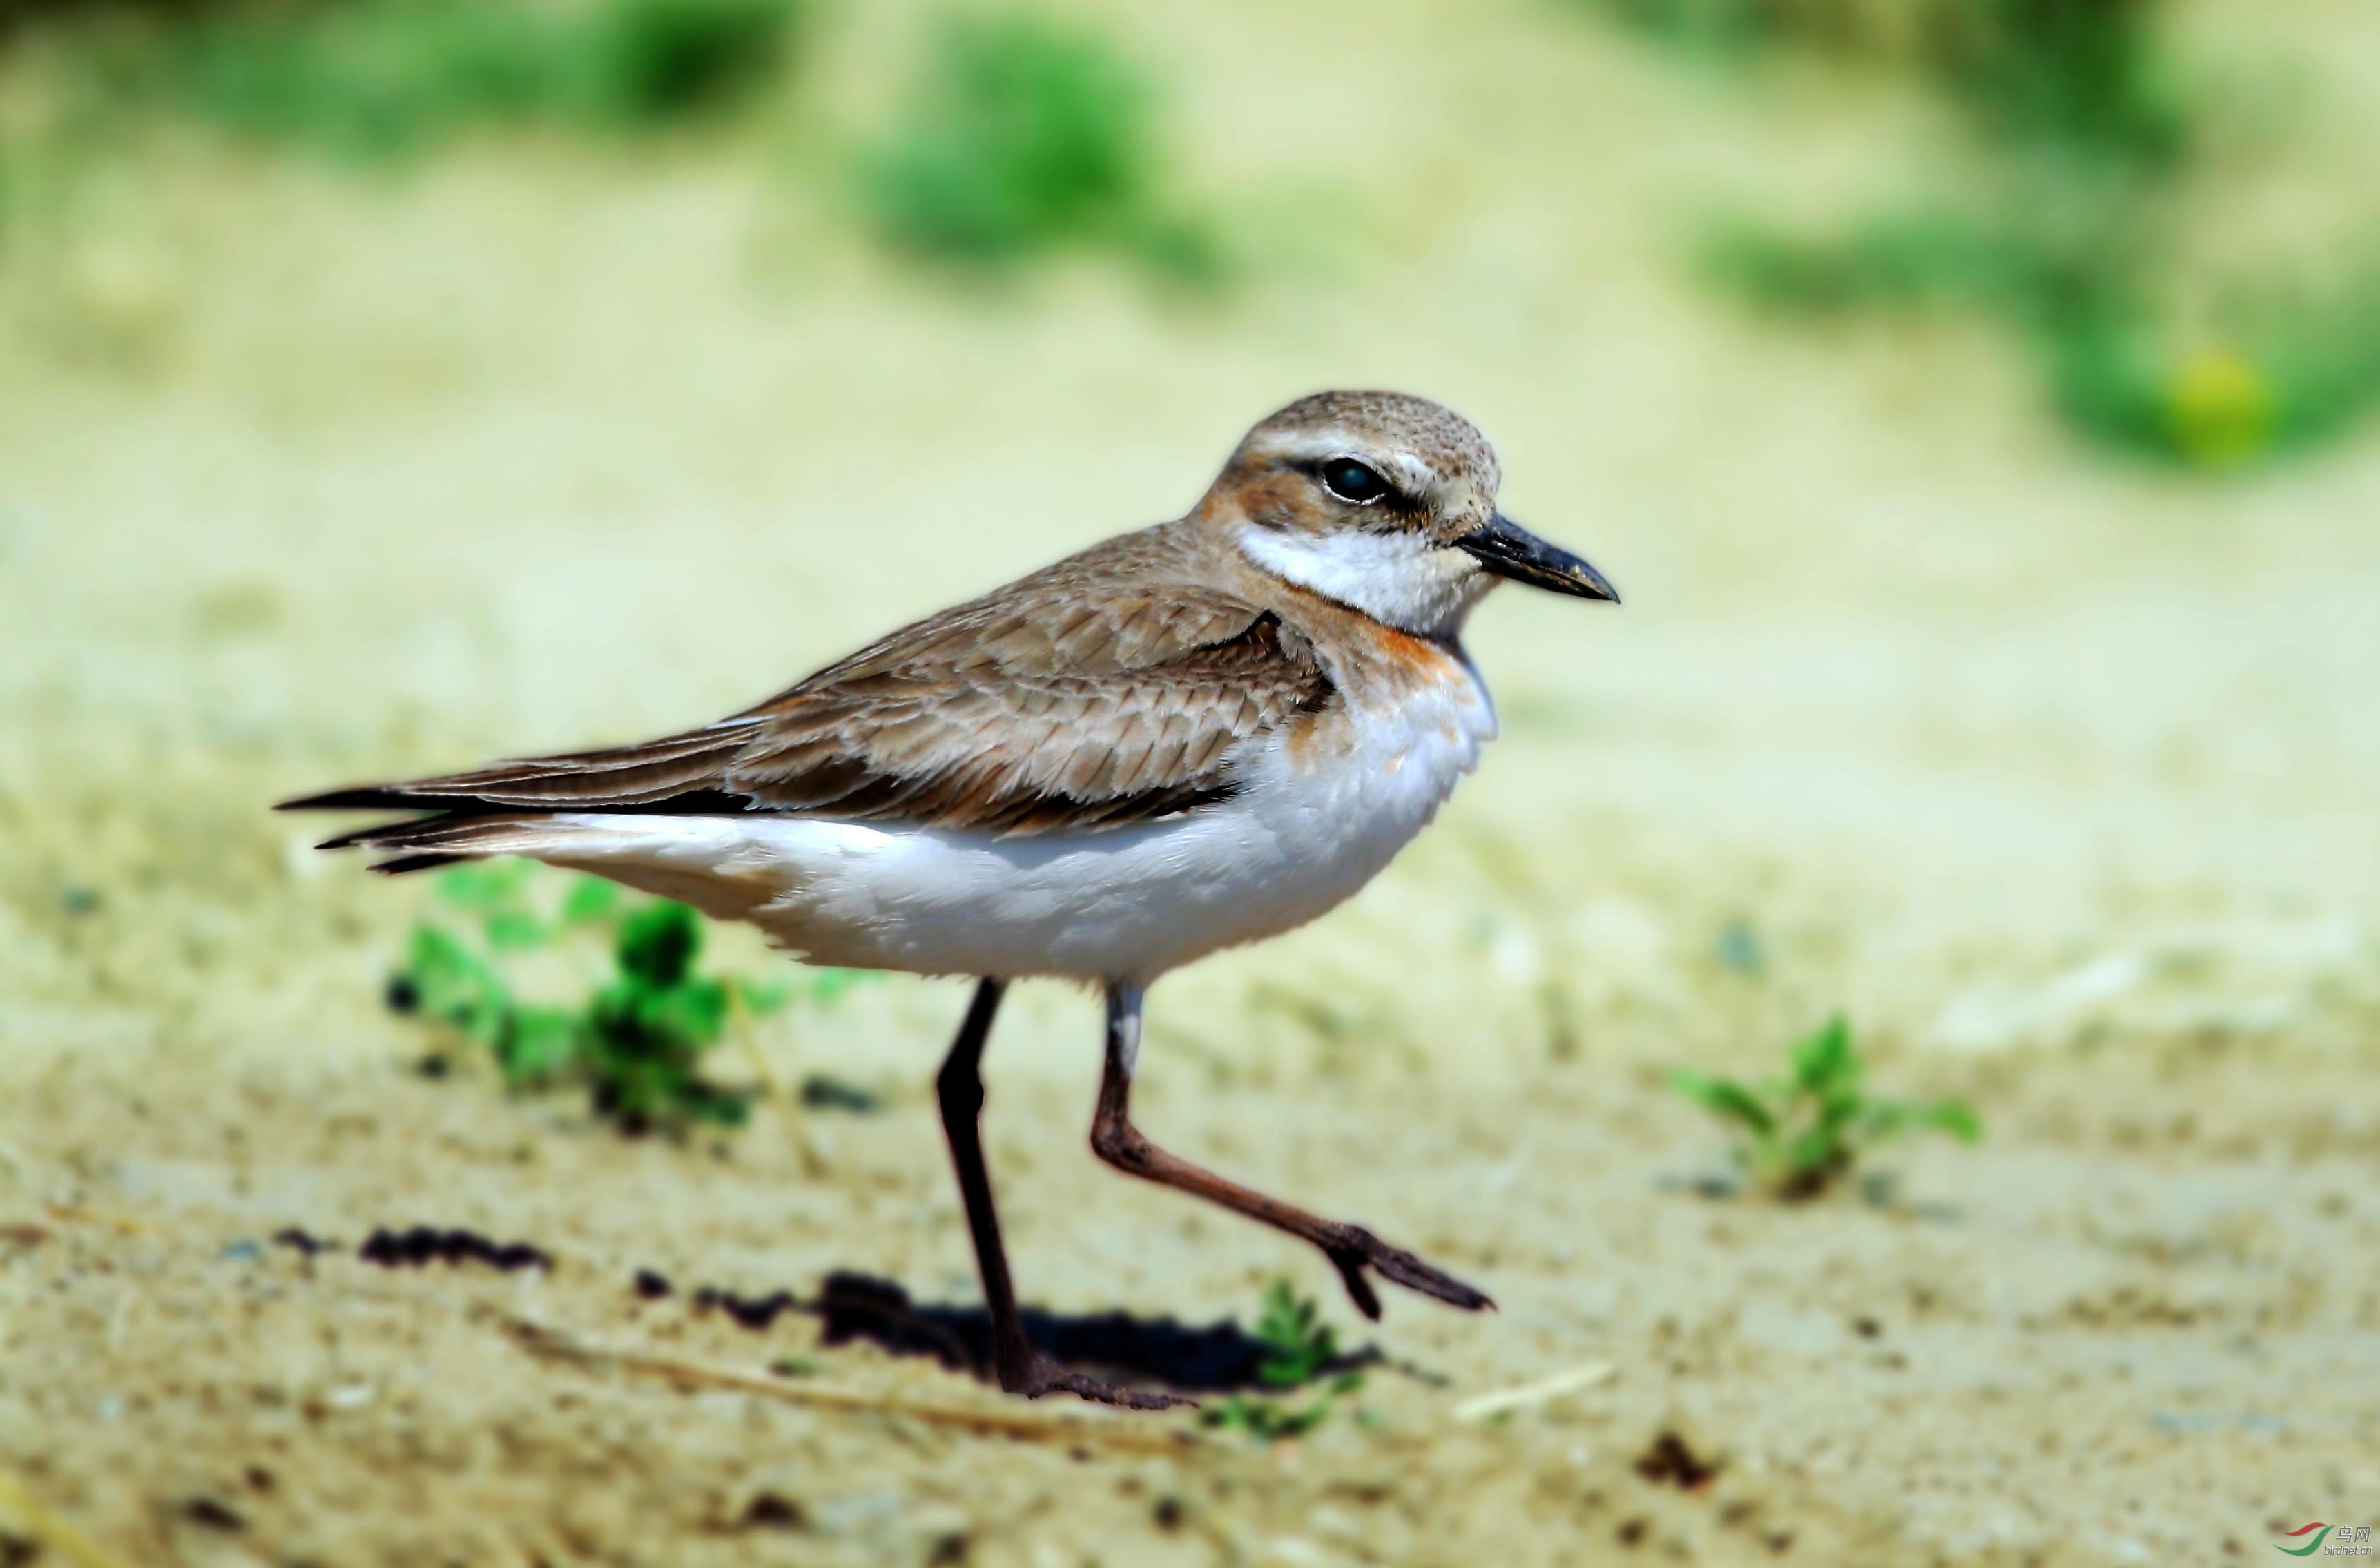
[389,863,869,1134]
[1672,1016,1981,1200]
[1200,1279,1366,1443]
[583,901,748,1130]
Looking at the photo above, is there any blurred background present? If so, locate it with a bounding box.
[3,0,2378,1563]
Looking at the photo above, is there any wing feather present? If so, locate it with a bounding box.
[282,525,1336,839]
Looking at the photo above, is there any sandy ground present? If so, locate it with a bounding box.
[5,0,2380,1562]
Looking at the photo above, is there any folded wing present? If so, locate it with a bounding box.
[282,532,1337,847]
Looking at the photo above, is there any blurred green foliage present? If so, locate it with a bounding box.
[1672,1016,1980,1199]
[1582,0,2180,164]
[1589,0,2380,468]
[75,0,802,162]
[391,860,869,1134]
[2,3,1230,287]
[856,11,1219,280]
[1706,208,2380,468]
[1930,0,2183,164]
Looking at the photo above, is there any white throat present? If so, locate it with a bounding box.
[1237,523,1493,635]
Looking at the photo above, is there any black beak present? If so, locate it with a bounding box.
[1457,514,1620,603]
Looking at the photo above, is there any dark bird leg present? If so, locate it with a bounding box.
[1089,985,1494,1321]
[934,977,1189,1411]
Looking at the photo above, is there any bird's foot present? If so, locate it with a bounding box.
[1320,1223,1496,1320]
[1001,1352,1194,1411]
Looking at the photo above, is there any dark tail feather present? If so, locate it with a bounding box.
[301,811,589,875]
[369,853,466,875]
[313,815,481,852]
[277,724,757,818]
[278,784,443,813]
[319,811,543,854]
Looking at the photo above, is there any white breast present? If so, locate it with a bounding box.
[532,659,1499,985]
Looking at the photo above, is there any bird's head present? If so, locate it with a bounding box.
[1199,389,1618,635]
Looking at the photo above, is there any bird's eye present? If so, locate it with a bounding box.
[1317,458,1391,505]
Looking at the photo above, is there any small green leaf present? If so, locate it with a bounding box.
[735,976,795,1015]
[434,860,530,909]
[1789,1015,1854,1094]
[1199,1391,1334,1443]
[641,976,730,1047]
[1811,1090,1862,1141]
[389,864,785,1139]
[1676,1011,1980,1201]
[1919,1099,1984,1142]
[1250,1278,1335,1386]
[1199,1395,1256,1433]
[1672,1072,1776,1137]
[684,1090,751,1127]
[807,967,880,1005]
[500,1006,581,1082]
[561,876,621,924]
[405,925,507,1032]
[484,910,549,950]
[617,901,702,986]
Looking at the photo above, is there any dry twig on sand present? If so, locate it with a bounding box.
[0,1469,134,1568]
[1451,1361,1618,1422]
[487,1308,1201,1455]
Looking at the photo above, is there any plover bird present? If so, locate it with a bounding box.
[282,391,1617,1408]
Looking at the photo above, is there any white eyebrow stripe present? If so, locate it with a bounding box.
[1247,428,1360,463]
[1244,430,1442,500]
[1379,452,1437,496]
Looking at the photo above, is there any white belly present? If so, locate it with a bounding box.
[541,668,1498,985]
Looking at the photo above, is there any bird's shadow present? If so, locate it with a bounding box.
[701,1270,1383,1394]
